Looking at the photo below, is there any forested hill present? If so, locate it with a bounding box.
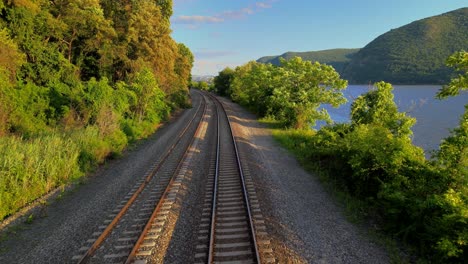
[257,49,360,73]
[342,7,468,84]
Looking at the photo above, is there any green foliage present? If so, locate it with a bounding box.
[270,58,347,128]
[431,50,468,260]
[437,51,468,99]
[0,28,25,82]
[271,79,467,262]
[230,61,278,117]
[0,134,82,219]
[351,81,415,139]
[228,58,347,129]
[213,67,235,96]
[192,81,210,91]
[128,68,168,124]
[343,8,468,84]
[7,82,51,136]
[0,0,193,220]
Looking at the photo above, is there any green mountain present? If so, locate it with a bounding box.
[257,49,360,73]
[343,7,468,84]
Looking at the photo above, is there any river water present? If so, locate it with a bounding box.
[320,85,468,156]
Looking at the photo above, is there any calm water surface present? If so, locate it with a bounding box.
[321,85,468,155]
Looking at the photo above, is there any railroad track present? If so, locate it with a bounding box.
[194,93,274,264]
[73,91,207,263]
[72,90,274,263]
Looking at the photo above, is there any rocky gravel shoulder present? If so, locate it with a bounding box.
[220,97,390,263]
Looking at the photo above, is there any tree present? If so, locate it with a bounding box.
[0,28,25,83]
[270,57,347,128]
[175,43,194,89]
[435,51,468,182]
[230,61,277,116]
[214,67,235,96]
[432,50,468,260]
[351,81,415,139]
[437,50,468,99]
[50,0,116,80]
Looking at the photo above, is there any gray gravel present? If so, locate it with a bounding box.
[221,97,390,264]
[160,96,217,263]
[0,91,202,264]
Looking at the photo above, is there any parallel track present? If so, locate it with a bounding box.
[74,90,273,263]
[125,90,210,263]
[75,92,206,263]
[206,93,260,263]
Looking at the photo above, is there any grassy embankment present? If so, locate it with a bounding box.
[0,118,170,221]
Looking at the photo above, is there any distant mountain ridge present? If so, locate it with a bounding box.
[342,7,468,84]
[257,49,360,73]
[257,8,468,84]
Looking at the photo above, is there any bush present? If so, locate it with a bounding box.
[273,81,466,262]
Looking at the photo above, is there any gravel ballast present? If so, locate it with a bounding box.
[221,97,390,263]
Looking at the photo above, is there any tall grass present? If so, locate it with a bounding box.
[0,120,164,220]
[0,134,82,219]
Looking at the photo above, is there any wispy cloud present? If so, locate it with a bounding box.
[256,2,272,9]
[172,0,277,27]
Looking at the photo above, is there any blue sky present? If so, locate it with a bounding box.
[171,0,467,76]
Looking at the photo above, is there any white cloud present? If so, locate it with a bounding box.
[172,0,277,27]
[256,2,272,9]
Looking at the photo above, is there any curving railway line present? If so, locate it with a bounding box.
[71,91,273,264]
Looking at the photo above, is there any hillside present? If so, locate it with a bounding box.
[342,7,468,84]
[257,49,360,73]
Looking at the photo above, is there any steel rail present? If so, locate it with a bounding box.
[207,93,220,264]
[206,92,261,264]
[77,91,205,264]
[125,91,208,263]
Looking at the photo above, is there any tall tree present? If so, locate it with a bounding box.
[175,43,194,89]
[50,0,116,79]
[270,57,347,128]
[213,67,234,96]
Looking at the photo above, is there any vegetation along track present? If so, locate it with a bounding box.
[194,92,275,264]
[74,91,207,263]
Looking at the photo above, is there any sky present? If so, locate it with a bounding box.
[170,0,467,76]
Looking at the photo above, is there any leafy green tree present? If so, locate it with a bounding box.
[270,57,347,128]
[431,51,468,260]
[0,28,25,83]
[175,43,194,89]
[230,61,277,116]
[214,67,235,96]
[50,0,116,81]
[437,50,468,98]
[435,50,468,187]
[3,1,77,85]
[156,0,173,23]
[351,81,415,139]
[128,68,168,123]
